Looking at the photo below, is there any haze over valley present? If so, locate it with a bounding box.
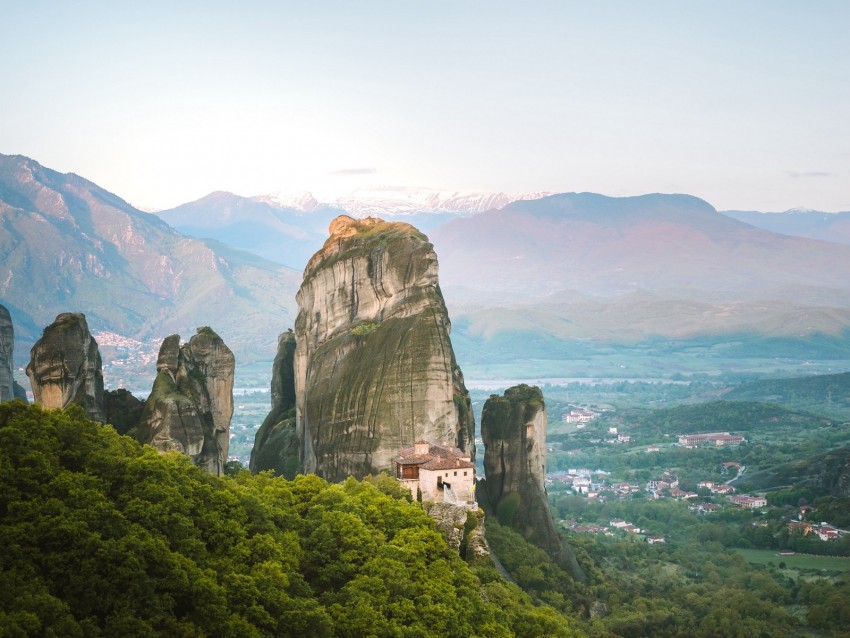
[5,153,850,392]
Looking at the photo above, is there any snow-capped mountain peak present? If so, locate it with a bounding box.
[253,191,321,212]
[331,187,552,217]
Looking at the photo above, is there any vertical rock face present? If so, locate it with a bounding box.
[139,327,235,475]
[480,384,586,582]
[250,331,299,477]
[26,312,105,421]
[0,304,15,402]
[294,215,475,482]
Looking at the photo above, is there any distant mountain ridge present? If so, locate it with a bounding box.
[722,209,850,245]
[431,192,850,299]
[5,153,850,383]
[157,191,340,269]
[0,154,300,363]
[155,189,550,270]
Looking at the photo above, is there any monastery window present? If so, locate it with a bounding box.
[454,471,457,476]
[464,471,467,476]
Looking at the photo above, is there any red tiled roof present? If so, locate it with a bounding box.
[396,441,473,470]
[420,457,475,471]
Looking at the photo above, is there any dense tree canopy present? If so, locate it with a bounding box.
[0,402,581,637]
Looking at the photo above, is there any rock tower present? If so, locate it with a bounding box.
[138,328,234,475]
[26,312,104,421]
[293,215,474,482]
[480,384,586,582]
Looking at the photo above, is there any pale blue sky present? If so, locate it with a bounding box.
[1,1,848,211]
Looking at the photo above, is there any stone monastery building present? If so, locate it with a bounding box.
[395,441,477,508]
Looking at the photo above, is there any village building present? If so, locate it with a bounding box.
[563,409,598,423]
[573,476,591,494]
[787,521,842,541]
[729,495,767,509]
[395,441,476,508]
[817,524,840,541]
[678,432,745,447]
[646,536,666,544]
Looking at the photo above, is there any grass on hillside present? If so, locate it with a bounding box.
[736,548,850,576]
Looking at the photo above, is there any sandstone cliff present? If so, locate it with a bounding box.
[0,304,15,402]
[26,313,105,421]
[480,384,586,582]
[250,331,299,477]
[138,328,234,475]
[294,215,475,482]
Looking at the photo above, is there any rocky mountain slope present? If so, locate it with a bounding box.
[0,154,300,363]
[294,215,475,482]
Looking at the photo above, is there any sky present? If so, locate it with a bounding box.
[1,1,848,212]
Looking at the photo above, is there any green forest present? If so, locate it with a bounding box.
[3,400,850,637]
[0,402,579,638]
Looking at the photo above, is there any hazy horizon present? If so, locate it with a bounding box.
[2,1,848,212]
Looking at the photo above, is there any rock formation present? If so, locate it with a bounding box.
[480,384,586,582]
[250,331,299,477]
[13,381,27,401]
[104,389,145,436]
[138,328,234,475]
[294,215,475,482]
[26,313,105,421]
[0,304,15,402]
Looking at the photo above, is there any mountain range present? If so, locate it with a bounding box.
[3,152,850,383]
[0,154,300,364]
[156,189,546,269]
